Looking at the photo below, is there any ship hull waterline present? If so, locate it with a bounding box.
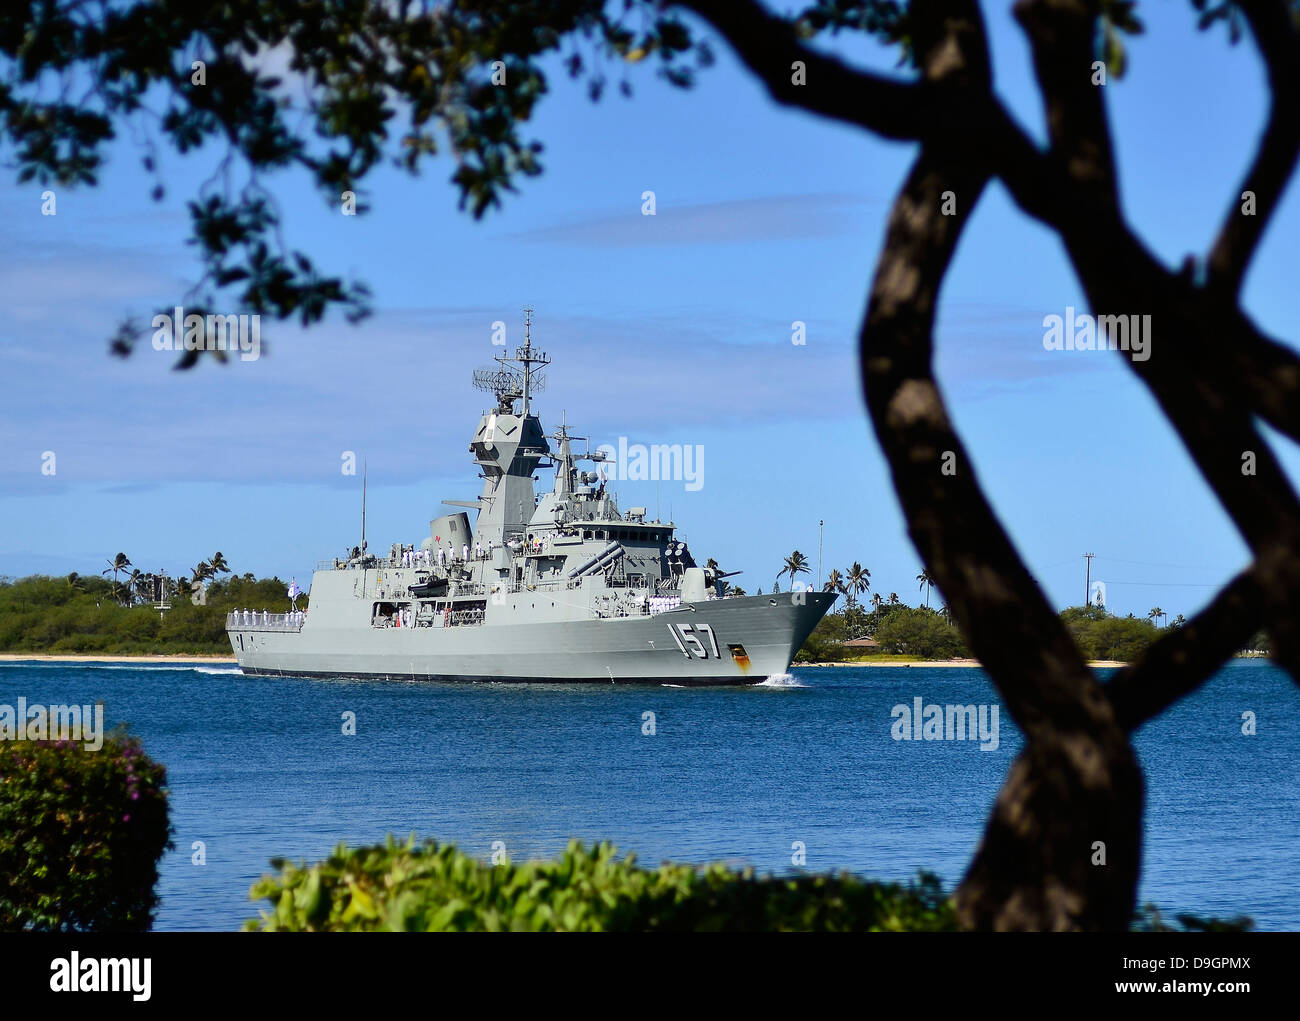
[229,592,832,686]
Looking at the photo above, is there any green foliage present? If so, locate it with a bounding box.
[0,573,301,654]
[874,605,968,659]
[1097,0,1145,79]
[1060,604,1161,661]
[245,836,958,932]
[0,0,717,358]
[3,0,1285,360]
[795,610,854,662]
[796,1,912,64]
[795,599,967,661]
[0,730,171,932]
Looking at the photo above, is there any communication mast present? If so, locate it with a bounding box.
[472,307,550,416]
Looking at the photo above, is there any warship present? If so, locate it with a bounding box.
[227,315,835,684]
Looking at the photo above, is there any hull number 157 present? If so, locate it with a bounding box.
[666,621,720,659]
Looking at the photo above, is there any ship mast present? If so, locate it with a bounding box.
[519,307,547,418]
[472,308,550,417]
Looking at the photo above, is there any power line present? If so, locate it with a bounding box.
[1100,580,1220,588]
[1093,554,1238,572]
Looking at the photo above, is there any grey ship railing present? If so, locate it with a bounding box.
[318,550,500,572]
[226,610,304,632]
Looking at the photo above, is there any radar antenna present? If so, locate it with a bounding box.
[472,307,550,415]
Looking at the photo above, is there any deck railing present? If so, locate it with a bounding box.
[226,610,305,632]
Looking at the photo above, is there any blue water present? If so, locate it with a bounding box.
[1,659,1296,930]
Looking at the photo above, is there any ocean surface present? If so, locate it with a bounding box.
[1,658,1296,931]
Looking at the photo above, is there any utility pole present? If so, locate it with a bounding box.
[1083,552,1095,607]
[818,520,824,589]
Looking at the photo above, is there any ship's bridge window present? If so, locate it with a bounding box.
[584,529,592,540]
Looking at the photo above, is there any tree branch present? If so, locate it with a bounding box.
[1106,567,1268,732]
[1012,0,1120,217]
[678,0,929,140]
[1009,0,1300,688]
[1206,0,1300,298]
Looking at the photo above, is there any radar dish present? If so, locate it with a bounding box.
[472,366,524,398]
[472,312,552,413]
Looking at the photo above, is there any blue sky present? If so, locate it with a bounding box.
[0,2,1296,622]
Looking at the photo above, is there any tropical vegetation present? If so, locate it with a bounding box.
[0,729,171,931]
[245,836,958,932]
[0,562,301,655]
[793,559,1262,664]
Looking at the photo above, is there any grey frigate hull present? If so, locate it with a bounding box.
[228,315,837,685]
[231,591,833,686]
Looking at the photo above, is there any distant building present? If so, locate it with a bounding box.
[841,637,880,650]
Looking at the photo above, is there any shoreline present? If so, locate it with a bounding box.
[0,653,236,664]
[0,655,1148,669]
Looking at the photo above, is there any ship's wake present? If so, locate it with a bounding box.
[758,673,807,688]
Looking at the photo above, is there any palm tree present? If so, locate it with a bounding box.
[192,561,212,584]
[871,592,884,613]
[1148,606,1164,627]
[102,552,131,604]
[824,568,845,599]
[916,567,935,607]
[939,602,951,622]
[704,557,733,596]
[209,552,231,577]
[67,572,84,592]
[888,591,900,605]
[126,568,144,605]
[730,586,747,597]
[845,562,870,610]
[1172,613,1186,628]
[776,550,810,592]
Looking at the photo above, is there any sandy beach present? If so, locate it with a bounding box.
[0,653,236,664]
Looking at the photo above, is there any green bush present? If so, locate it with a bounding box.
[794,612,855,662]
[245,836,958,931]
[0,573,305,655]
[874,606,968,659]
[0,730,172,931]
